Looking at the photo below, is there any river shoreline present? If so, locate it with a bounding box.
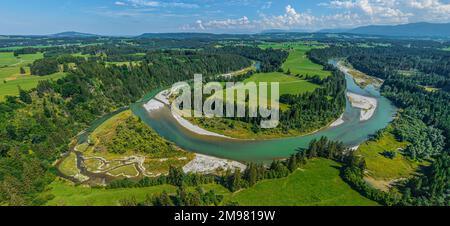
[183,154,247,174]
[347,92,378,121]
[149,89,234,139]
[130,59,397,162]
[144,83,348,140]
[329,114,345,127]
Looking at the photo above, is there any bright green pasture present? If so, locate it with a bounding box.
[258,41,326,50]
[356,130,423,180]
[281,49,331,79]
[225,158,378,206]
[0,72,65,101]
[0,52,65,101]
[244,72,319,96]
[258,42,331,79]
[43,179,176,206]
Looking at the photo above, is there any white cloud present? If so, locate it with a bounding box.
[261,1,273,10]
[117,0,199,9]
[179,1,450,32]
[321,0,450,22]
[183,16,253,31]
[260,5,316,29]
[408,0,450,14]
[325,0,357,9]
[115,1,127,6]
[128,0,160,7]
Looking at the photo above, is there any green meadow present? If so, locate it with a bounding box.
[258,41,326,50]
[356,129,423,181]
[258,41,331,79]
[0,52,65,101]
[225,158,377,206]
[243,72,319,96]
[43,179,177,206]
[281,49,331,79]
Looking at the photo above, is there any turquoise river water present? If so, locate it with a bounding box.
[130,61,397,162]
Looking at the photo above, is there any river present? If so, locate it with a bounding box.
[130,61,397,162]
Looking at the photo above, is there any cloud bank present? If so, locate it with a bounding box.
[181,0,450,32]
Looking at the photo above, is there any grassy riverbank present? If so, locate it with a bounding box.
[58,110,194,179]
[355,128,427,191]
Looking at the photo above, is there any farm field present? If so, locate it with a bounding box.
[0,52,66,101]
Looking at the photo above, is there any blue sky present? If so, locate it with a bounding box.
[1,0,450,35]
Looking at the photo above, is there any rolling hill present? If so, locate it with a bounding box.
[49,31,99,38]
[347,22,450,37]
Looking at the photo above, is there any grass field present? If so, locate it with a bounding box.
[58,152,79,177]
[0,52,21,66]
[0,45,52,51]
[243,72,320,96]
[0,52,66,101]
[225,158,377,206]
[43,179,177,206]
[258,41,326,50]
[107,164,139,177]
[423,86,440,92]
[45,158,377,206]
[0,72,66,101]
[211,71,318,109]
[258,42,331,79]
[356,129,421,181]
[281,49,331,79]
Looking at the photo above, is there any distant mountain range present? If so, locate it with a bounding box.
[345,22,450,37]
[137,32,253,39]
[49,31,99,38]
[270,22,450,38]
[25,22,450,39]
[261,29,311,34]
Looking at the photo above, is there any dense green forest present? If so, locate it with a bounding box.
[205,46,289,72]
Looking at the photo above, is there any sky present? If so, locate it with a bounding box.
[1,0,450,35]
